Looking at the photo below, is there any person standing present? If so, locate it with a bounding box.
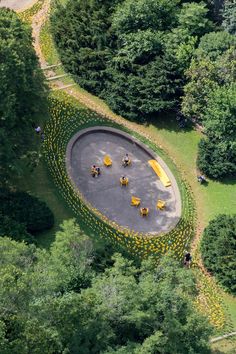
[184,252,192,268]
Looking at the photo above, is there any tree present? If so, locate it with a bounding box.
[164,28,198,75]
[0,214,33,243]
[75,254,212,353]
[51,0,117,95]
[0,188,54,233]
[206,0,224,24]
[0,230,212,353]
[177,2,214,37]
[182,36,236,121]
[0,220,95,353]
[201,215,236,294]
[194,30,236,60]
[0,8,48,181]
[50,219,95,290]
[197,84,236,178]
[52,0,217,122]
[222,0,236,35]
[197,138,236,179]
[112,0,181,34]
[104,54,180,120]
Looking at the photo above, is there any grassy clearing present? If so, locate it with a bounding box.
[145,117,236,228]
[211,337,236,353]
[223,293,236,330]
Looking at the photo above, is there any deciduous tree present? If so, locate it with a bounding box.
[0,8,47,181]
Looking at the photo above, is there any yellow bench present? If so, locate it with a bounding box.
[131,196,141,206]
[157,200,166,210]
[104,155,112,167]
[148,160,171,187]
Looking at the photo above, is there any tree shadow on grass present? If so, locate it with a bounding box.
[219,176,236,186]
[143,111,195,134]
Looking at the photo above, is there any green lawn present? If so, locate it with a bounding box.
[145,117,236,228]
[211,338,236,353]
[223,293,236,330]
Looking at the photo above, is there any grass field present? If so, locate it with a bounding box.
[146,117,236,229]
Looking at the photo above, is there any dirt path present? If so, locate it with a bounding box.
[32,0,51,67]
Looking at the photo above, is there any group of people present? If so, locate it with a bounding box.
[91,165,101,178]
[91,153,131,177]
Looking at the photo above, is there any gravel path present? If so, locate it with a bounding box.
[0,0,38,11]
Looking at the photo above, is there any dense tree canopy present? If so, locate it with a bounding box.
[111,0,181,33]
[51,0,214,120]
[201,214,236,294]
[51,0,235,179]
[0,214,33,243]
[177,1,213,37]
[182,31,236,121]
[197,84,236,179]
[222,0,236,35]
[0,219,212,353]
[181,29,236,179]
[0,8,47,181]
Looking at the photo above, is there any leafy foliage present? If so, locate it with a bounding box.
[201,214,236,294]
[51,0,117,95]
[0,8,47,181]
[177,1,214,37]
[112,0,181,33]
[222,0,236,35]
[0,214,33,243]
[182,31,236,121]
[0,188,54,234]
[0,226,212,353]
[51,0,213,120]
[197,84,236,179]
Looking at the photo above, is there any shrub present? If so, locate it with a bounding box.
[0,214,33,243]
[197,138,236,179]
[0,188,54,233]
[201,214,236,294]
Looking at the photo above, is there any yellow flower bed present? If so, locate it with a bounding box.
[195,274,226,329]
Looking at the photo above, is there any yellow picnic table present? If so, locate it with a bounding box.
[157,200,166,210]
[131,196,141,206]
[104,155,112,167]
